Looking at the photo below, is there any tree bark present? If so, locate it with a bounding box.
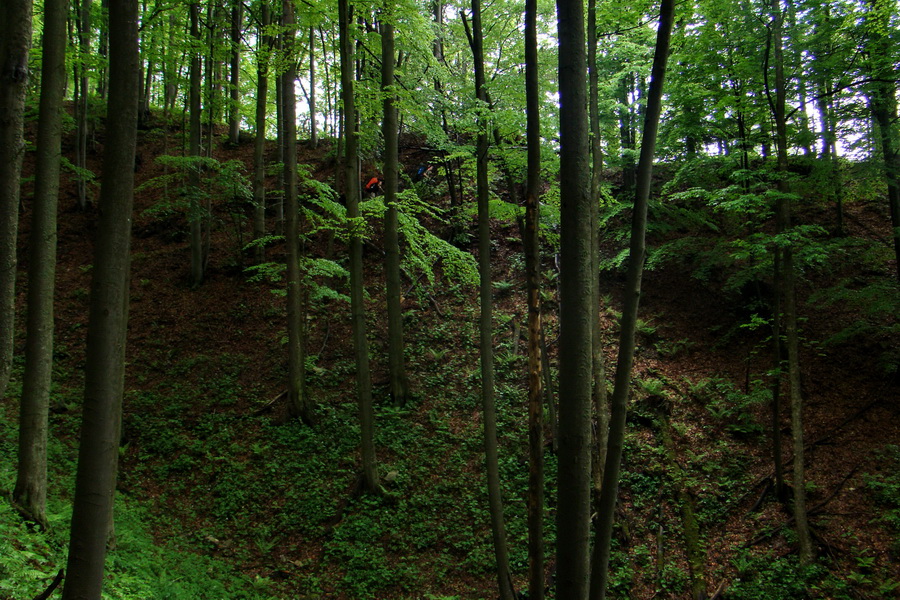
[866,0,900,283]
[556,0,594,595]
[309,26,317,148]
[524,0,544,596]
[252,2,271,264]
[772,4,814,565]
[228,0,242,145]
[75,0,92,210]
[590,0,674,596]
[339,0,379,494]
[469,2,514,597]
[588,0,609,510]
[283,0,312,425]
[189,0,204,287]
[381,9,410,408]
[61,0,139,595]
[0,0,32,402]
[13,0,68,531]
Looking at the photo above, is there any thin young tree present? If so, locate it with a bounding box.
[381,4,411,408]
[865,0,900,283]
[590,0,675,596]
[228,0,242,146]
[470,1,514,597]
[339,0,379,494]
[189,0,204,286]
[771,1,814,564]
[13,0,68,530]
[252,1,272,264]
[555,0,594,594]
[588,0,609,508]
[524,0,544,596]
[74,0,92,210]
[283,0,313,424]
[0,0,32,402]
[61,0,139,595]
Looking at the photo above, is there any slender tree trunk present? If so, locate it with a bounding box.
[524,0,544,596]
[469,2,514,597]
[339,0,379,494]
[382,9,410,408]
[590,1,674,597]
[252,2,271,264]
[189,0,204,287]
[283,0,312,425]
[274,35,285,237]
[771,3,814,565]
[556,0,594,595]
[588,0,609,508]
[228,0,242,145]
[61,0,138,595]
[75,0,91,210]
[770,249,786,502]
[13,0,67,530]
[867,3,900,283]
[309,26,317,148]
[0,0,32,403]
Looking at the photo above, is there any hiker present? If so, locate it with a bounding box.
[364,175,383,197]
[413,164,434,182]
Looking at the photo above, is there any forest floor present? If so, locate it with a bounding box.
[2,111,900,599]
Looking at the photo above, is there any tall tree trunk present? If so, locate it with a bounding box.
[339,0,379,494]
[590,0,674,597]
[61,0,138,595]
[252,2,271,263]
[228,0,242,145]
[283,0,312,425]
[189,0,204,287]
[469,2,514,597]
[524,0,544,596]
[556,0,594,595]
[588,0,609,510]
[771,4,814,565]
[75,0,92,210]
[866,0,900,283]
[13,0,66,530]
[0,0,32,402]
[381,8,410,408]
[309,26,317,148]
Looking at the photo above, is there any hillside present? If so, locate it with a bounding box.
[2,113,900,600]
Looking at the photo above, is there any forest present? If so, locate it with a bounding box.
[1,0,900,598]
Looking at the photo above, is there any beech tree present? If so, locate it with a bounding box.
[13,0,68,530]
[61,0,139,595]
[0,0,32,403]
[381,4,411,408]
[340,0,379,494]
[590,0,675,596]
[555,0,594,594]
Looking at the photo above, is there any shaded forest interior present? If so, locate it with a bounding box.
[2,0,900,599]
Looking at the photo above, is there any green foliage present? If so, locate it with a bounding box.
[864,445,900,552]
[728,550,825,599]
[699,378,768,437]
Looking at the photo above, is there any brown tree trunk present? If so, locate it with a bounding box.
[61,0,138,595]
[556,0,594,594]
[382,8,410,408]
[524,0,544,596]
[590,0,675,596]
[13,0,67,531]
[0,0,32,402]
[339,0,379,494]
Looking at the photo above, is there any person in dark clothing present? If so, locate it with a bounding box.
[364,175,383,197]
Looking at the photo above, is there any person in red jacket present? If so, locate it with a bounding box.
[364,175,383,197]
